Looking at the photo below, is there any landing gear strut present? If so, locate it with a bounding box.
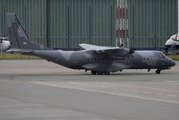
[156,69,161,74]
[91,71,97,75]
[104,71,110,75]
[98,72,103,75]
[91,71,110,75]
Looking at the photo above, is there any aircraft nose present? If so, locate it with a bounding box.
[165,39,170,45]
[170,60,175,67]
[173,61,176,66]
[166,58,175,67]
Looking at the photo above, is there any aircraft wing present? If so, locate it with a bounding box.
[79,43,130,56]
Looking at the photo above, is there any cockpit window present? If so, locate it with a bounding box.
[159,54,165,58]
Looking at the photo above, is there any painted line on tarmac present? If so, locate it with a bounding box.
[68,81,178,97]
[31,81,179,105]
[103,82,179,93]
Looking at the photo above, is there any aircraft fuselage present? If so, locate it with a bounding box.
[34,50,175,74]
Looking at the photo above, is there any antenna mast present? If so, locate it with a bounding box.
[116,0,129,48]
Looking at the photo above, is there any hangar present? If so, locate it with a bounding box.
[0,0,178,50]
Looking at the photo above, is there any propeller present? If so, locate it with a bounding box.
[129,46,135,54]
[129,37,135,54]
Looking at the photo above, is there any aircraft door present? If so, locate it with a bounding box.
[149,56,157,67]
[128,55,133,65]
[72,53,79,65]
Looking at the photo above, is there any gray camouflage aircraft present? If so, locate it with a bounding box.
[6,13,175,75]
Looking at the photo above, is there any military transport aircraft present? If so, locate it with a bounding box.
[6,13,175,75]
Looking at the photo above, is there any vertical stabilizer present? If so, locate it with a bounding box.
[6,13,50,50]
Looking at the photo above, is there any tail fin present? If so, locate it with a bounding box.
[6,13,49,51]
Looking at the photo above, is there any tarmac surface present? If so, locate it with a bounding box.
[0,60,179,120]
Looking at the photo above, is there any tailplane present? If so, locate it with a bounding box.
[6,13,50,53]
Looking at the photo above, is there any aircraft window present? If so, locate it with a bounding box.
[147,58,149,60]
[95,58,96,60]
[105,58,107,60]
[98,58,100,60]
[119,58,121,60]
[122,58,124,60]
[84,58,86,61]
[102,58,104,60]
[112,58,114,60]
[159,54,165,58]
[115,58,118,60]
[109,58,111,60]
[144,58,145,60]
[88,58,90,61]
[91,58,93,60]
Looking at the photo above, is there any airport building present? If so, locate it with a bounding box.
[0,0,178,50]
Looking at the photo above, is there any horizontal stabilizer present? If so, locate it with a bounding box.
[6,49,34,54]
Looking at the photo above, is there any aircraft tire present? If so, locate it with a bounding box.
[98,72,103,75]
[156,69,161,74]
[91,71,97,75]
[104,71,110,75]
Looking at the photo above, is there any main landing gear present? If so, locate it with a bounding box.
[156,69,161,74]
[91,71,110,75]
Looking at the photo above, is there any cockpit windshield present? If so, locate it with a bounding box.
[159,53,165,58]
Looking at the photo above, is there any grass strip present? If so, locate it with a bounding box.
[1,53,179,61]
[0,54,42,60]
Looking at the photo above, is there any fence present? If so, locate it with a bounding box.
[0,0,178,50]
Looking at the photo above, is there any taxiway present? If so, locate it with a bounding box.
[0,60,179,120]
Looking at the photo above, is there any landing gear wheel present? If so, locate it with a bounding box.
[91,71,97,75]
[156,69,161,74]
[104,71,110,75]
[98,72,103,75]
